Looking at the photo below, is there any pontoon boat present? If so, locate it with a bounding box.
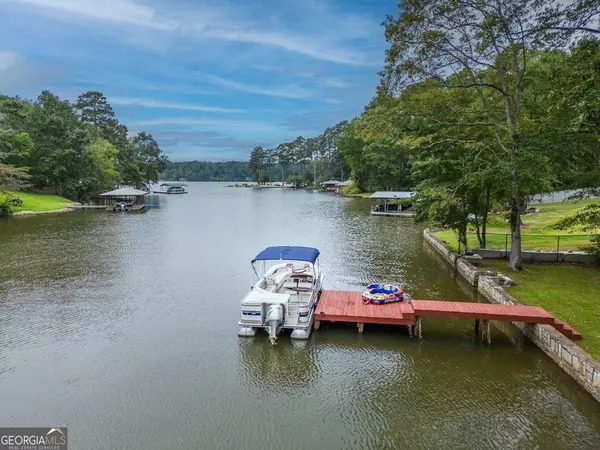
[238,246,323,343]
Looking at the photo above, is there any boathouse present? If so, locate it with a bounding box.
[157,182,188,194]
[334,180,352,194]
[321,180,340,192]
[370,191,415,216]
[99,187,148,210]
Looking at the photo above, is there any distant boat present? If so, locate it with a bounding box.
[153,182,189,194]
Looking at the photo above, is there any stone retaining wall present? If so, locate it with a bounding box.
[423,228,480,286]
[424,228,600,403]
[13,208,74,216]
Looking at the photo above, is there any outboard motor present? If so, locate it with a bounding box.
[265,304,284,345]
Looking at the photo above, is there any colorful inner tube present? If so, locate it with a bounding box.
[362,283,404,304]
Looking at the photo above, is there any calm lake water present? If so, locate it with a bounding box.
[1,183,599,449]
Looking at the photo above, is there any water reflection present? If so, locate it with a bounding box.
[0,183,598,449]
[238,337,319,391]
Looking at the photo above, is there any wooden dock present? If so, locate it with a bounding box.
[315,290,581,342]
[104,204,145,211]
[369,211,414,217]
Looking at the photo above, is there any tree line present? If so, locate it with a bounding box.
[248,122,350,187]
[0,90,168,209]
[163,160,282,182]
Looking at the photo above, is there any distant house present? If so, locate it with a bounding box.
[334,180,352,194]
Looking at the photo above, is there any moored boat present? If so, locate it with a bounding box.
[238,246,323,343]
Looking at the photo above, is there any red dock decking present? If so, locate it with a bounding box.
[315,290,581,341]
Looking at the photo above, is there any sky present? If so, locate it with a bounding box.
[0,0,397,161]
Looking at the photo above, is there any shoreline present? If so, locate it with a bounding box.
[226,183,286,188]
[12,207,75,217]
[423,228,600,403]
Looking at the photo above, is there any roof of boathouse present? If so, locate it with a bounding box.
[99,188,148,197]
[321,179,340,186]
[335,180,353,187]
[370,191,415,200]
[252,246,320,264]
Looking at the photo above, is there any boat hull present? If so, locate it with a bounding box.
[238,277,322,341]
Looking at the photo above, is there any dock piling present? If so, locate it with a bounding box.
[415,317,422,339]
[357,322,364,334]
[481,319,491,344]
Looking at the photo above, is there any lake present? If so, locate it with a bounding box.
[1,183,599,449]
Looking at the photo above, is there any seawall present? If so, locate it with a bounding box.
[424,228,600,403]
[13,207,74,217]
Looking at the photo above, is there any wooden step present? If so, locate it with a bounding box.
[551,319,582,341]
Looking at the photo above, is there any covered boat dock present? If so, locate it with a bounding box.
[370,191,415,216]
[99,187,148,211]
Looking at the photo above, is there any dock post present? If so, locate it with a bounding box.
[357,322,364,335]
[474,319,480,334]
[482,319,491,344]
[415,317,422,339]
[314,320,321,331]
[408,325,413,338]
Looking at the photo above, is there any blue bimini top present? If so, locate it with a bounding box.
[252,246,320,264]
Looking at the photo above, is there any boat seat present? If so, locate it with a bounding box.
[283,280,313,290]
[265,269,290,292]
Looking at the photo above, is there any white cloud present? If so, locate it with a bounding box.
[324,98,345,105]
[9,0,378,65]
[323,79,353,89]
[110,96,244,113]
[12,0,176,30]
[198,73,314,99]
[131,117,281,132]
[202,28,370,65]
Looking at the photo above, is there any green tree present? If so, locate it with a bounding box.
[249,146,266,184]
[382,0,570,270]
[275,142,293,184]
[337,121,367,191]
[553,203,600,256]
[0,162,30,192]
[130,131,167,188]
[87,138,119,191]
[26,90,91,195]
[291,136,309,173]
[75,92,127,143]
[249,146,276,184]
[75,91,115,129]
[287,171,304,189]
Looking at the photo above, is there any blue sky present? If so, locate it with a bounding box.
[0,0,396,161]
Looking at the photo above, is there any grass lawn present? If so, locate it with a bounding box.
[1,191,72,213]
[485,260,600,359]
[435,198,598,252]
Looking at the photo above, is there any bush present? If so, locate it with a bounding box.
[0,201,12,217]
[342,181,360,196]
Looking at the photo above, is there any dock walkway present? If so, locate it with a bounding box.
[315,290,581,341]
